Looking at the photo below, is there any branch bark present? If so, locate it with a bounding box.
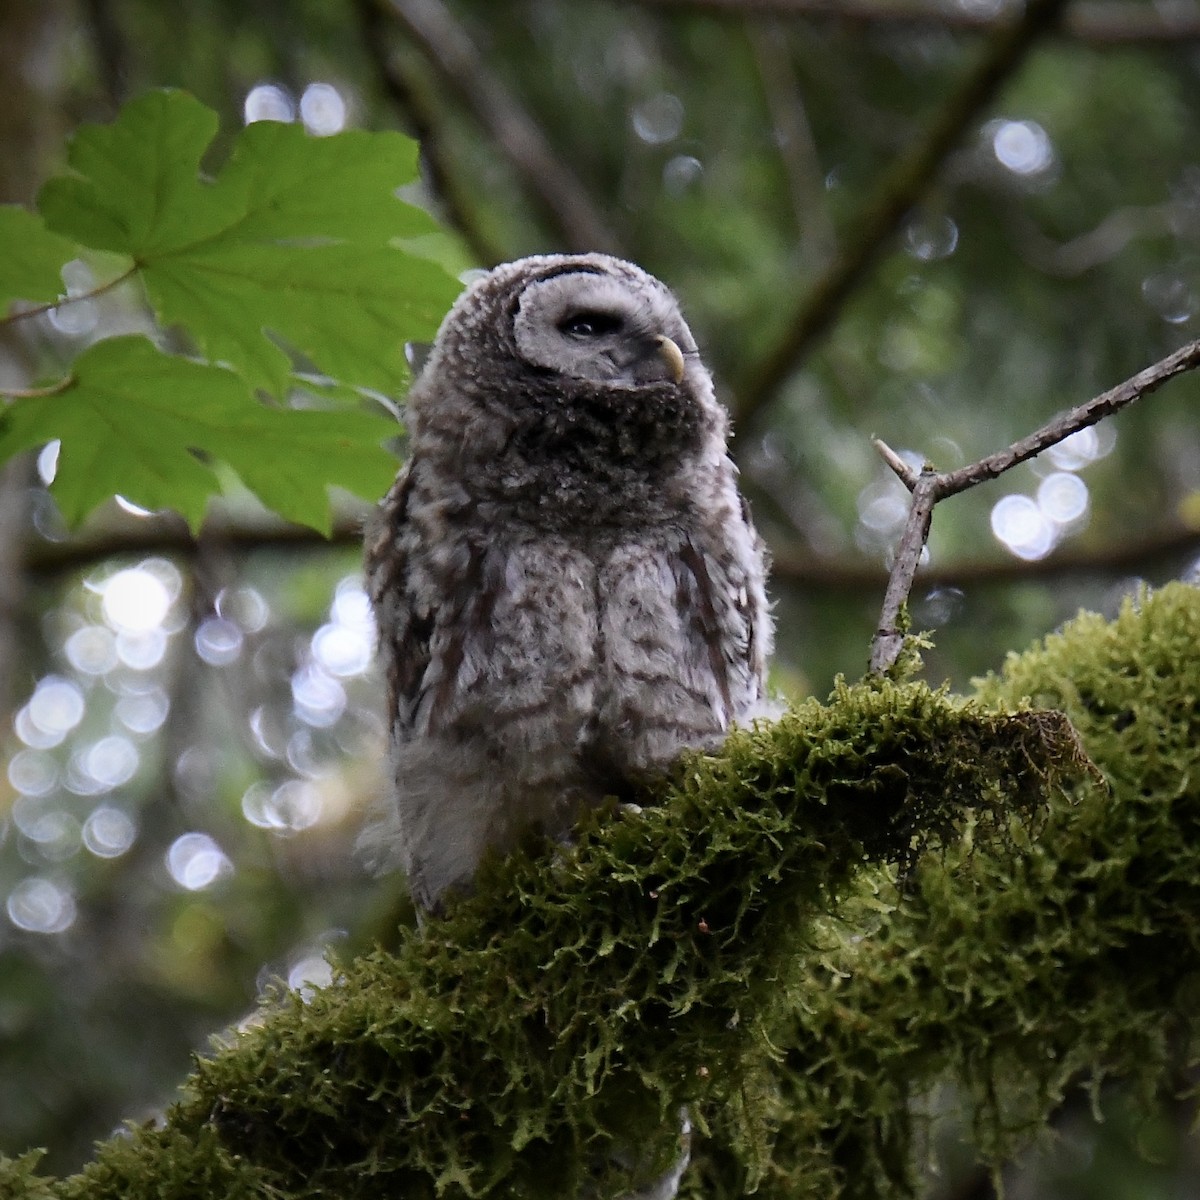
[626,0,1200,45]
[375,0,624,255]
[869,336,1200,673]
[734,0,1071,428]
[352,0,504,267]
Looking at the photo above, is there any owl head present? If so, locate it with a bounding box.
[421,253,705,389]
[405,254,730,525]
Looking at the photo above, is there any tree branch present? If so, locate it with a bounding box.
[375,0,624,255]
[351,0,504,266]
[935,337,1200,499]
[626,0,1200,45]
[80,0,131,111]
[19,508,1200,599]
[746,20,837,270]
[734,0,1071,428]
[20,513,364,581]
[8,584,1200,1197]
[869,336,1200,673]
[0,668,1093,1198]
[769,524,1200,591]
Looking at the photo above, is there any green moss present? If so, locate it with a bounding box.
[10,584,1200,1198]
[727,583,1200,1198]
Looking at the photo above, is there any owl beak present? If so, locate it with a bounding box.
[654,335,686,385]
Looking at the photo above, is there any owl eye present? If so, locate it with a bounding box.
[557,311,623,338]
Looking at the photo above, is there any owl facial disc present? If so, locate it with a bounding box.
[512,268,695,387]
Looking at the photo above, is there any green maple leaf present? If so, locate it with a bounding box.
[38,90,460,395]
[0,207,79,309]
[0,336,401,532]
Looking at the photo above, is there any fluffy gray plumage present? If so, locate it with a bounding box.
[365,253,773,913]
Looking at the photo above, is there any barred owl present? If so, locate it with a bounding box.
[365,253,773,912]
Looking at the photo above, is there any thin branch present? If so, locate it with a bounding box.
[870,469,939,672]
[869,337,1200,673]
[352,0,503,266]
[22,515,364,580]
[746,20,838,269]
[80,0,131,112]
[625,0,1200,45]
[734,0,1072,428]
[1004,200,1179,279]
[376,0,624,255]
[871,436,921,489]
[769,524,1200,590]
[936,338,1200,499]
[21,504,1200,597]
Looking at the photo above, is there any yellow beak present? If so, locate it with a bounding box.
[654,335,686,385]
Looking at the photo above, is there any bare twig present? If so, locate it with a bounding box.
[80,0,131,112]
[21,502,1200,596]
[734,0,1071,428]
[352,0,503,266]
[769,524,1200,591]
[22,515,364,580]
[938,338,1200,498]
[869,336,1200,673]
[1004,200,1180,278]
[870,437,920,489]
[626,0,1200,45]
[376,0,624,255]
[870,468,939,671]
[746,20,837,269]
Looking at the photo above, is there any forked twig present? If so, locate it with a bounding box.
[869,337,1200,674]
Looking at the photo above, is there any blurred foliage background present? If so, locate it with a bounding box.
[1,0,1199,1193]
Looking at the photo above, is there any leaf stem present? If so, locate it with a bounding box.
[0,263,140,329]
[1,375,76,400]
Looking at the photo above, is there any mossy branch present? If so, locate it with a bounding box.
[5,585,1200,1198]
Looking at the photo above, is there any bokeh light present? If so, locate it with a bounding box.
[195,617,244,667]
[1142,271,1198,324]
[241,779,323,834]
[990,493,1054,560]
[663,155,703,197]
[82,807,137,859]
[115,687,170,736]
[1046,426,1111,472]
[1037,471,1090,526]
[37,440,60,485]
[47,260,99,336]
[631,92,683,144]
[8,749,59,797]
[6,877,76,934]
[287,952,334,1002]
[16,676,85,749]
[166,833,234,891]
[100,567,173,634]
[64,625,118,675]
[244,83,294,124]
[299,83,347,135]
[904,213,959,262]
[990,119,1055,177]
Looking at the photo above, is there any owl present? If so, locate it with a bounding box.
[365,253,774,912]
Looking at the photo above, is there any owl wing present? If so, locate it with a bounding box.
[674,498,771,729]
[364,460,434,737]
